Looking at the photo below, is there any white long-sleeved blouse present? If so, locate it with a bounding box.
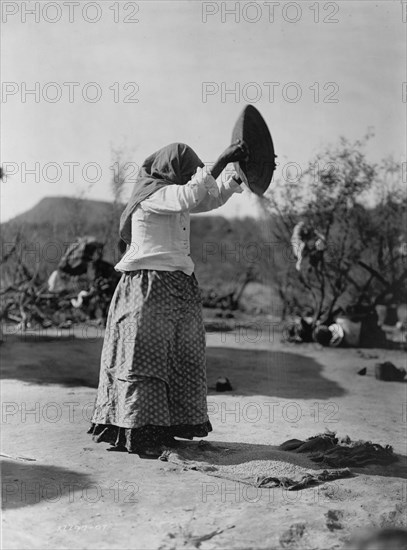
[115,168,243,275]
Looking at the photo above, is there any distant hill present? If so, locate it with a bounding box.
[8,196,119,227]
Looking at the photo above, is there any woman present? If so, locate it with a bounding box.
[88,141,248,456]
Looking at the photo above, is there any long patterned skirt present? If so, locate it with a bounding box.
[88,270,212,452]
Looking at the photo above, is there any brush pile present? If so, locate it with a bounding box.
[1,236,119,330]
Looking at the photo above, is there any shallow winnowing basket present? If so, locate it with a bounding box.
[231,105,277,196]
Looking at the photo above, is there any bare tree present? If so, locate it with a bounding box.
[102,145,136,263]
[265,135,406,323]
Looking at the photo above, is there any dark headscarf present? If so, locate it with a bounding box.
[119,143,204,244]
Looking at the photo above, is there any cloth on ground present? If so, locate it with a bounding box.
[255,468,352,490]
[158,441,354,491]
[280,432,398,468]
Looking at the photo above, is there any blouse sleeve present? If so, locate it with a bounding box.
[140,167,217,214]
[190,175,243,213]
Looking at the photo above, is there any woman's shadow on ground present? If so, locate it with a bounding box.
[206,346,345,399]
[2,335,346,400]
[1,333,103,388]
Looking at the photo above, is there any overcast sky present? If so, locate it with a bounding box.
[1,0,405,221]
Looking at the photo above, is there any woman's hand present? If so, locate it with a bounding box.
[210,140,249,180]
[220,140,249,164]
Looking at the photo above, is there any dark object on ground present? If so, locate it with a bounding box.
[359,309,388,348]
[231,105,276,196]
[280,432,398,468]
[375,362,406,382]
[383,305,400,326]
[358,368,367,376]
[256,467,352,490]
[286,316,314,343]
[332,305,386,348]
[344,527,407,550]
[313,325,332,346]
[215,377,233,392]
[344,304,387,348]
[298,317,314,342]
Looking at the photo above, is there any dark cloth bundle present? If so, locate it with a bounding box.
[375,361,406,381]
[280,432,398,468]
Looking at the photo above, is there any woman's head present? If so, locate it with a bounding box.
[140,143,204,186]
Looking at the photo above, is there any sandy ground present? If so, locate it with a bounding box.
[1,321,406,550]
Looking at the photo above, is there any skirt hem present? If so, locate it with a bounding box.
[88,420,213,451]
